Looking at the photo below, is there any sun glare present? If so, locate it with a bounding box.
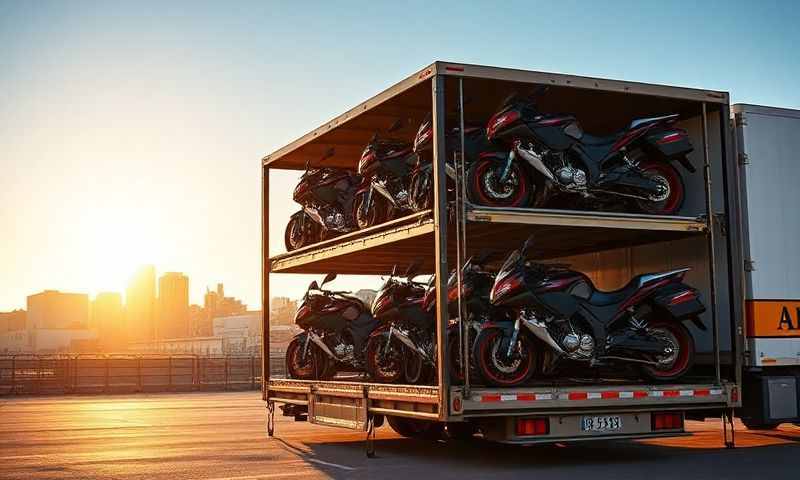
[77,204,162,297]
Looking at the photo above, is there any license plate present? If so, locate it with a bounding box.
[581,415,623,433]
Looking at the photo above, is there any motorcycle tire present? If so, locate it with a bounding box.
[354,191,386,229]
[634,161,685,215]
[365,333,404,383]
[474,327,537,387]
[387,416,444,440]
[409,170,433,212]
[284,214,320,252]
[286,335,327,380]
[467,159,531,208]
[639,320,695,382]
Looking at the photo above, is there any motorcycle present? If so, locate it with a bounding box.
[365,263,436,384]
[468,88,695,214]
[408,113,494,212]
[473,236,705,387]
[421,253,502,383]
[354,120,418,229]
[286,273,379,379]
[285,148,361,251]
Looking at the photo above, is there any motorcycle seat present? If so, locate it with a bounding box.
[587,274,647,307]
[580,132,619,146]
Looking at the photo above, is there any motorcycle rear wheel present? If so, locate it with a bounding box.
[640,320,695,382]
[474,328,537,387]
[634,161,685,215]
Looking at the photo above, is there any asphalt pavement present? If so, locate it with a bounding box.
[0,391,798,480]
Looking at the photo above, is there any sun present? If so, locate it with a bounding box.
[76,203,162,296]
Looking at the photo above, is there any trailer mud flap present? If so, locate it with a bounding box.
[309,384,369,431]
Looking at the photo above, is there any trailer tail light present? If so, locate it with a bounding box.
[515,417,549,436]
[652,412,683,431]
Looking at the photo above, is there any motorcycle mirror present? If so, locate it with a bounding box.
[321,273,337,286]
[308,280,319,291]
[387,118,403,133]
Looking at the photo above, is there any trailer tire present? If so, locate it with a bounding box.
[387,416,443,440]
[446,421,477,441]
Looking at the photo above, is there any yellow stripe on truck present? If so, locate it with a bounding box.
[746,300,800,337]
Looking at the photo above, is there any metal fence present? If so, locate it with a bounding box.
[0,354,286,395]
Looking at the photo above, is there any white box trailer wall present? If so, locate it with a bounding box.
[734,103,800,428]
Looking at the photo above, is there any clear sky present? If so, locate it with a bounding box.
[1,0,798,311]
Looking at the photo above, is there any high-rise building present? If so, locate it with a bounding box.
[27,290,89,330]
[91,292,124,352]
[201,283,246,336]
[158,272,189,339]
[126,266,156,343]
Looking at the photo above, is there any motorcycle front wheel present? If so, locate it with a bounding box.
[474,327,537,387]
[284,214,319,251]
[467,159,531,208]
[365,333,404,383]
[286,335,328,380]
[634,161,685,215]
[640,320,695,382]
[408,169,433,212]
[353,191,386,229]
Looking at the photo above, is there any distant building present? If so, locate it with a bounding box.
[0,310,26,333]
[213,311,262,354]
[126,266,156,343]
[202,283,246,336]
[270,297,297,326]
[27,290,89,330]
[353,289,377,307]
[188,304,204,337]
[0,329,28,353]
[91,292,124,352]
[128,336,224,355]
[158,272,190,339]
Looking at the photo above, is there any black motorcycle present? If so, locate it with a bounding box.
[354,121,418,229]
[408,113,494,212]
[365,264,435,384]
[468,88,695,214]
[285,148,361,251]
[473,236,706,387]
[286,273,379,379]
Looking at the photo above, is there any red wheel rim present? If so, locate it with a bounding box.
[287,338,316,379]
[645,323,692,378]
[637,162,684,215]
[472,161,528,207]
[477,329,534,386]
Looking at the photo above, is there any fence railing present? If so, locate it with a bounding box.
[0,354,286,395]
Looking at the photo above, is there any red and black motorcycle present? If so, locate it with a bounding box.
[474,236,705,387]
[468,88,695,214]
[365,264,435,384]
[285,149,361,251]
[354,121,418,229]
[286,273,379,379]
[408,113,494,212]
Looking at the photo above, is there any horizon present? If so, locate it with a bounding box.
[2,0,799,311]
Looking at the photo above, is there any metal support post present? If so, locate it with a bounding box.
[701,103,722,384]
[722,407,736,448]
[251,355,256,390]
[457,77,470,397]
[365,416,376,458]
[267,401,275,437]
[432,74,450,419]
[105,357,110,393]
[262,166,271,401]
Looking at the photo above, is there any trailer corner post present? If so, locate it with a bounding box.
[432,74,451,420]
[262,164,270,401]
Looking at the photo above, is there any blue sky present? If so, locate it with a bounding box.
[1,0,798,310]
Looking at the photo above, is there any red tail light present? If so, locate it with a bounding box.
[656,131,686,145]
[487,109,520,140]
[652,412,683,430]
[516,417,549,436]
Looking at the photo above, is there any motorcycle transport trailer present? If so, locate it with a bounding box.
[261,62,743,453]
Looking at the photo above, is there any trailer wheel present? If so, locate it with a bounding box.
[742,419,780,430]
[387,416,443,440]
[445,421,477,441]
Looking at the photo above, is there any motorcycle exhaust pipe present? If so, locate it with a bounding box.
[515,144,556,182]
[521,316,566,355]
